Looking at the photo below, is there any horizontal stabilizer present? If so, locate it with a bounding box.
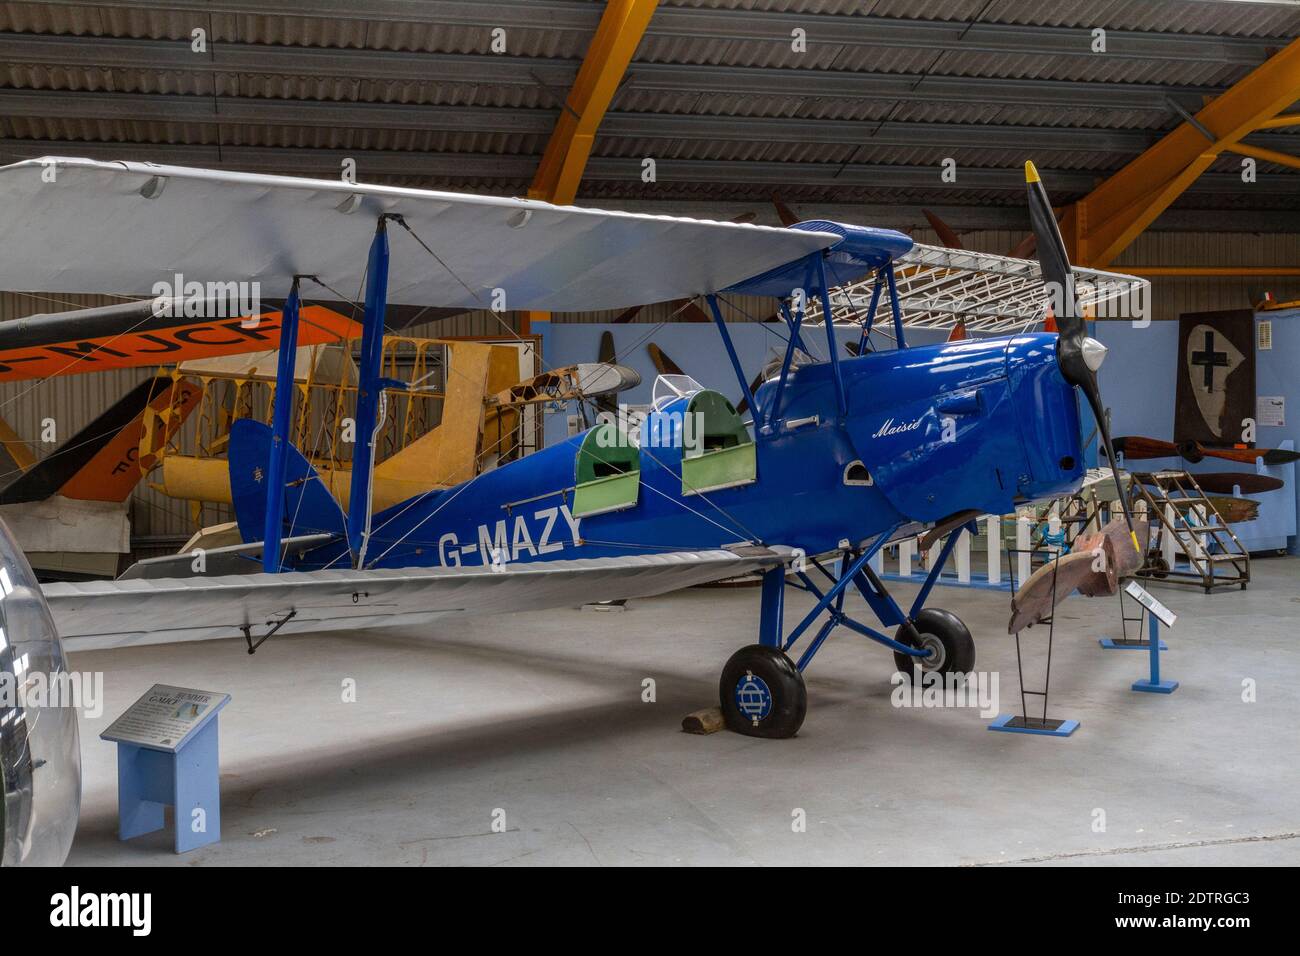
[0,376,199,504]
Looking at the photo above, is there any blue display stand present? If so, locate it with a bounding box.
[988,713,1079,737]
[1131,612,1179,694]
[101,685,230,854]
[1100,636,1168,650]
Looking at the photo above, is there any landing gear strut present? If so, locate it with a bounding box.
[717,525,978,738]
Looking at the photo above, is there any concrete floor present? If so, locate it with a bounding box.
[65,556,1300,866]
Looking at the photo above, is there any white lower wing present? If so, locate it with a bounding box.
[44,549,784,652]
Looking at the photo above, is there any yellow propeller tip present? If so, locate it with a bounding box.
[1024,161,1041,184]
[1131,531,1141,554]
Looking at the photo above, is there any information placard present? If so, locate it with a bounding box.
[101,684,230,752]
[1124,580,1177,628]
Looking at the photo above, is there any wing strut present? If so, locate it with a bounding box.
[263,277,303,572]
[705,293,760,421]
[347,216,394,568]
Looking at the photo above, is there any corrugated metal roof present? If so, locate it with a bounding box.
[0,0,1294,220]
[664,0,1300,38]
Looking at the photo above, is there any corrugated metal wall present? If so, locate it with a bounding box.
[3,228,1296,543]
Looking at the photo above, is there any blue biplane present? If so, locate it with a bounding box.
[1,157,1145,740]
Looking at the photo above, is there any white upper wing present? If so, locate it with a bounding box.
[44,549,785,652]
[0,157,837,311]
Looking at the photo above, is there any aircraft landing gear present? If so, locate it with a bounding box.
[719,645,808,738]
[892,607,975,680]
[712,524,979,739]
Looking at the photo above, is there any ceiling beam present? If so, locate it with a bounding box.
[14,1,1286,64]
[0,32,1226,114]
[3,138,1298,197]
[1074,35,1300,267]
[523,0,658,334]
[1227,141,1300,171]
[9,88,1300,157]
[529,0,659,206]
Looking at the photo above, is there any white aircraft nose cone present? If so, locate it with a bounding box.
[1081,336,1108,372]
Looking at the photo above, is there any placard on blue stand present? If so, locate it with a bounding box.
[100,684,230,854]
[1131,611,1179,694]
[1099,583,1167,650]
[1120,581,1179,694]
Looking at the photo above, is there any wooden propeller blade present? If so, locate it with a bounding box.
[1112,436,1179,460]
[1007,232,1038,259]
[647,343,685,377]
[1142,472,1283,495]
[946,319,968,342]
[1117,436,1299,467]
[772,194,800,227]
[677,301,714,323]
[1008,516,1148,634]
[922,209,963,250]
[598,330,617,365]
[1200,445,1300,466]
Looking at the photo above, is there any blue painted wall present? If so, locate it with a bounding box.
[1095,315,1296,553]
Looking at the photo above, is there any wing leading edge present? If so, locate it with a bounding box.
[0,157,839,311]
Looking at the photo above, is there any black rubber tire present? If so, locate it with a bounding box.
[1145,552,1170,579]
[893,607,976,680]
[719,644,807,739]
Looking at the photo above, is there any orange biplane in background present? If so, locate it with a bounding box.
[0,295,635,575]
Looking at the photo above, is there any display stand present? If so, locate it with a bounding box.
[101,684,230,854]
[989,552,1079,737]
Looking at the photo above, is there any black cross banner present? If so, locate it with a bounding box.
[1174,309,1256,445]
[1190,329,1230,389]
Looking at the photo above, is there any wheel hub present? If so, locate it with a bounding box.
[915,632,946,672]
[734,670,774,725]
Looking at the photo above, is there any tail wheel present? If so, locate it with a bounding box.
[893,608,975,680]
[719,644,807,739]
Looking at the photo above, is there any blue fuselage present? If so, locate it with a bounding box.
[291,332,1083,571]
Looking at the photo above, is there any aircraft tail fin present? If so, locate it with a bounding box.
[227,418,347,544]
[0,376,199,505]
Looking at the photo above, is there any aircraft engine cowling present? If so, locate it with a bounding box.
[842,335,1083,522]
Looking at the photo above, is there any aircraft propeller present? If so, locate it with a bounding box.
[1025,161,1142,558]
